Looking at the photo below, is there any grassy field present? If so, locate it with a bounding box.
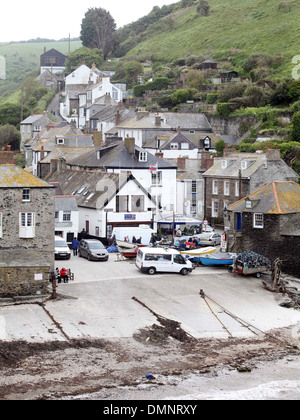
[0,40,82,101]
[123,0,300,77]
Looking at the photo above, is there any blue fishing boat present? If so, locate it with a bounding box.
[199,252,236,266]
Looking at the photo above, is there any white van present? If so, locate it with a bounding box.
[136,247,193,276]
[112,225,160,246]
[55,235,71,260]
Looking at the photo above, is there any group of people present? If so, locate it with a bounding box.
[55,267,69,284]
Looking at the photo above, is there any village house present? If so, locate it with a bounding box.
[224,181,300,277]
[40,48,67,75]
[53,191,79,246]
[65,137,178,221]
[105,111,212,148]
[203,149,299,223]
[144,128,217,159]
[20,113,53,152]
[0,165,55,297]
[48,169,157,240]
[60,63,124,128]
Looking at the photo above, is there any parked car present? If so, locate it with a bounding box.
[199,232,221,247]
[78,239,109,261]
[55,236,71,260]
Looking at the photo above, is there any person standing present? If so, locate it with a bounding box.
[72,237,79,256]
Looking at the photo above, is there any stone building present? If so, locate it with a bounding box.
[203,149,299,223]
[224,181,300,277]
[0,165,55,297]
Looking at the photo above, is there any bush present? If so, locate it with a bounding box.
[291,111,300,141]
[216,103,231,117]
[206,93,218,104]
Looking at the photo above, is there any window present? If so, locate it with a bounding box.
[253,213,264,229]
[139,152,147,162]
[63,212,71,222]
[132,196,144,212]
[222,160,228,169]
[22,188,30,202]
[55,211,59,222]
[241,161,248,170]
[57,137,64,145]
[151,171,162,186]
[19,212,35,238]
[0,212,2,238]
[181,143,189,150]
[224,181,230,196]
[212,180,218,195]
[170,143,178,149]
[235,181,240,197]
[116,195,129,213]
[212,201,218,218]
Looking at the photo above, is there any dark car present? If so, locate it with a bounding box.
[78,239,109,261]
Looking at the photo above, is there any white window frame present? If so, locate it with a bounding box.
[212,180,218,195]
[63,212,71,222]
[235,181,240,197]
[151,170,162,186]
[224,181,230,196]
[139,151,147,162]
[253,213,264,229]
[22,188,30,202]
[19,212,35,238]
[212,200,218,218]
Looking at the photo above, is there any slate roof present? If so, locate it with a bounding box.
[67,142,177,170]
[113,112,212,132]
[227,181,300,215]
[49,169,155,210]
[203,153,266,178]
[55,195,78,212]
[0,165,53,188]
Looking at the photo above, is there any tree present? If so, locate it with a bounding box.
[0,124,21,150]
[80,8,117,60]
[291,111,300,141]
[186,69,204,90]
[65,47,104,73]
[215,138,225,155]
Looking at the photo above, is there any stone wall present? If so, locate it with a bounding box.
[0,266,51,297]
[241,213,300,277]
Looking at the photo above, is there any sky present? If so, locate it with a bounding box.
[0,0,177,43]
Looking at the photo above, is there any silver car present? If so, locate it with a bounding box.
[79,239,109,261]
[199,232,221,247]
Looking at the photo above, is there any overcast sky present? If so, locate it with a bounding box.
[0,0,177,42]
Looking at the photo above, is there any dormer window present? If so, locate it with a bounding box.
[139,151,147,162]
[241,160,248,170]
[221,160,228,169]
[57,137,64,145]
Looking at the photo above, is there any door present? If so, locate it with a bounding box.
[172,254,186,273]
[85,220,90,234]
[236,213,242,232]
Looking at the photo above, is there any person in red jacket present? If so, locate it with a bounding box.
[60,268,68,283]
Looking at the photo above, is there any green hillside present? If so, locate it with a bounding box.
[0,39,82,100]
[118,0,300,77]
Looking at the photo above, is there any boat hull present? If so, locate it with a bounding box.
[199,252,235,266]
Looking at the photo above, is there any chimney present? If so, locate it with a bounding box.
[201,151,214,171]
[155,152,164,159]
[177,157,187,170]
[266,148,280,161]
[93,131,102,147]
[177,126,181,133]
[44,47,46,53]
[115,110,121,126]
[124,137,135,154]
[7,145,11,152]
[155,115,161,126]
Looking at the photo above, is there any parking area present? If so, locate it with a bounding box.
[1,252,300,343]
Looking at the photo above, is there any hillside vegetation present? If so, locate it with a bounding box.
[0,39,82,100]
[116,0,300,77]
